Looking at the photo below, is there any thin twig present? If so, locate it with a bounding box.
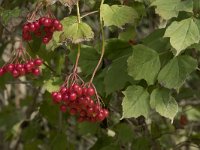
[89,1,105,84]
[81,10,99,18]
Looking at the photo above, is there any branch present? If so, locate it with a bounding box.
[81,10,99,18]
[179,99,200,106]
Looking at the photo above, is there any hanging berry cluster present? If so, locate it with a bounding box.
[22,17,63,44]
[51,73,109,123]
[0,44,43,78]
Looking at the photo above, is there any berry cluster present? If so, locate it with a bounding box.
[0,58,43,78]
[0,45,43,78]
[22,17,63,44]
[51,83,109,123]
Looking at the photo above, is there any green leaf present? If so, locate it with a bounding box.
[63,22,94,43]
[53,16,94,43]
[142,29,170,52]
[122,85,150,119]
[43,77,62,93]
[105,39,133,60]
[164,18,200,55]
[132,137,150,150]
[158,55,197,89]
[68,45,100,75]
[118,26,136,41]
[100,4,138,28]
[39,95,60,125]
[78,122,98,135]
[51,133,68,150]
[127,45,161,85]
[104,55,131,95]
[114,123,134,143]
[151,0,193,20]
[0,7,21,24]
[150,88,178,122]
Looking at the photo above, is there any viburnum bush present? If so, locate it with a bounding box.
[0,0,200,149]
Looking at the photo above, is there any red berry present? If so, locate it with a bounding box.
[78,117,84,122]
[70,108,77,115]
[103,109,109,117]
[97,113,105,121]
[80,110,86,117]
[0,68,5,76]
[43,18,52,27]
[29,60,35,68]
[55,24,63,31]
[34,58,43,66]
[51,92,58,98]
[39,17,45,25]
[94,104,100,113]
[12,70,19,78]
[60,105,67,112]
[34,21,40,30]
[23,24,29,32]
[69,93,77,101]
[53,19,60,27]
[29,23,36,32]
[72,84,79,91]
[82,88,88,95]
[32,68,40,76]
[87,87,95,96]
[42,37,50,44]
[24,63,32,72]
[53,93,62,103]
[19,68,26,76]
[7,64,14,72]
[87,107,94,116]
[15,64,23,71]
[62,94,69,102]
[60,87,68,94]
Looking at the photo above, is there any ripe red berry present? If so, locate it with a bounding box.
[0,68,5,76]
[42,37,50,44]
[43,18,52,27]
[62,94,69,102]
[82,87,88,95]
[53,93,62,103]
[80,110,86,117]
[29,23,36,32]
[78,117,84,122]
[32,68,40,76]
[15,64,23,71]
[19,68,26,76]
[97,113,105,121]
[23,24,29,32]
[51,92,58,98]
[53,19,60,27]
[24,63,32,72]
[55,24,63,31]
[34,58,43,66]
[87,87,95,96]
[60,87,68,94]
[12,70,19,78]
[69,93,77,101]
[7,64,14,72]
[34,21,40,30]
[29,60,35,68]
[60,105,67,112]
[70,108,77,115]
[103,109,109,117]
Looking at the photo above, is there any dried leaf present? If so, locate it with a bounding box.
[59,0,78,12]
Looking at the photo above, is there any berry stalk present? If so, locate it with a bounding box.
[89,0,105,84]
